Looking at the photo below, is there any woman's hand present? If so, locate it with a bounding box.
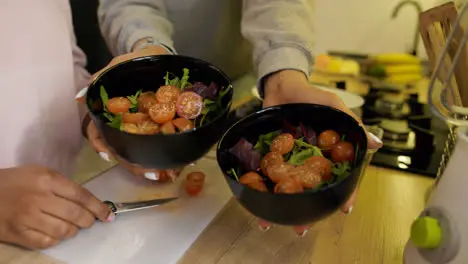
[259,70,383,236]
[0,165,113,249]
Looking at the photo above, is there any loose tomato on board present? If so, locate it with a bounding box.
[172,118,194,132]
[106,97,132,114]
[160,121,176,134]
[305,156,332,181]
[176,91,203,119]
[260,152,284,176]
[138,92,158,113]
[156,85,180,103]
[184,171,206,196]
[318,130,340,150]
[239,172,263,185]
[274,177,304,194]
[122,112,150,124]
[149,102,176,124]
[331,141,355,162]
[270,133,295,155]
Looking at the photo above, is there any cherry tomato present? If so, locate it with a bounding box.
[184,171,206,196]
[160,121,176,134]
[106,97,132,114]
[261,152,284,176]
[122,112,150,124]
[149,102,176,124]
[287,165,322,189]
[122,121,159,135]
[274,177,304,194]
[172,117,194,132]
[270,133,295,154]
[138,92,158,113]
[318,130,340,150]
[266,162,293,183]
[247,181,268,192]
[156,85,180,103]
[305,156,332,181]
[176,91,203,119]
[239,172,263,185]
[331,141,355,162]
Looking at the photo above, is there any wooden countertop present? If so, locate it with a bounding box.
[0,166,434,264]
[0,74,435,263]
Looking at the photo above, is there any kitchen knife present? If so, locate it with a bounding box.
[103,197,178,215]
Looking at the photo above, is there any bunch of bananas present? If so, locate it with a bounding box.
[366,53,423,84]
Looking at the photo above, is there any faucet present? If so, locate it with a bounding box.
[391,0,423,56]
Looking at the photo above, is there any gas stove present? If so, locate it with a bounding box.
[362,87,449,177]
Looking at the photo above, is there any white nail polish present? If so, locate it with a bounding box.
[298,229,309,238]
[99,152,111,162]
[144,172,159,181]
[368,132,383,144]
[75,87,88,99]
[259,225,271,232]
[346,206,353,214]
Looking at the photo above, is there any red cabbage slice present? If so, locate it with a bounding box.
[228,138,261,171]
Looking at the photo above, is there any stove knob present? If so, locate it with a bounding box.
[410,216,442,249]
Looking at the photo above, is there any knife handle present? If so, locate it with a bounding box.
[103,200,118,214]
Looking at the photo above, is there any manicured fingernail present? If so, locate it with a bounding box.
[368,132,383,145]
[296,229,309,238]
[144,172,159,181]
[258,220,272,232]
[259,225,271,232]
[99,152,111,162]
[75,87,88,99]
[345,206,353,214]
[189,163,196,166]
[106,212,115,222]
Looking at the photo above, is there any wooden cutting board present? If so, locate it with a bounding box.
[42,152,232,264]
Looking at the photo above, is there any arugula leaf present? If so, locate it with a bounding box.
[179,68,190,90]
[332,161,351,182]
[227,168,240,182]
[107,114,123,130]
[164,72,181,87]
[100,85,109,110]
[103,112,114,122]
[127,89,142,113]
[253,130,281,155]
[288,147,322,165]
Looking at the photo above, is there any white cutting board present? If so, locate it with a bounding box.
[43,153,232,264]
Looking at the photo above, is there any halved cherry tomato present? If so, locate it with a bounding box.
[149,102,176,124]
[274,177,304,194]
[122,112,150,124]
[318,130,340,150]
[172,117,194,132]
[122,121,159,135]
[331,141,355,162]
[266,162,293,183]
[261,152,284,176]
[106,97,132,114]
[270,133,294,154]
[176,91,203,119]
[138,92,158,113]
[156,85,180,103]
[247,181,268,192]
[287,166,322,189]
[239,172,263,185]
[184,171,206,196]
[160,121,176,134]
[305,156,332,181]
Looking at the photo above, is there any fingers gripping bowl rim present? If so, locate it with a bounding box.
[216,103,368,225]
[85,55,233,169]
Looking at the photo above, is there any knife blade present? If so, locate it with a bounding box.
[103,197,178,214]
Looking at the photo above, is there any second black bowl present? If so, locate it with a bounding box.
[86,55,233,169]
[216,103,368,225]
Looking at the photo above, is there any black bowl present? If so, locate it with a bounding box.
[216,103,368,225]
[86,55,233,169]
